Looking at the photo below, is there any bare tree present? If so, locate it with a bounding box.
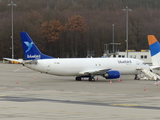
[41,20,63,55]
[65,15,87,57]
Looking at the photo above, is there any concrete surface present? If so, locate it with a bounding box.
[0,63,160,120]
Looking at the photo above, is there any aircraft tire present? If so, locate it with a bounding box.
[75,76,82,81]
[88,77,95,82]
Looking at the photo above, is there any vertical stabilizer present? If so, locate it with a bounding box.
[20,32,53,60]
[148,35,160,66]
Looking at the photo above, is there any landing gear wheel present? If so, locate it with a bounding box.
[75,76,82,81]
[92,78,95,82]
[88,77,95,82]
[134,74,139,80]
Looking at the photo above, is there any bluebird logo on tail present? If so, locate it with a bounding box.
[24,42,33,52]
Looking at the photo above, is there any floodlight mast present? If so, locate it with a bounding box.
[7,1,17,59]
[122,6,132,58]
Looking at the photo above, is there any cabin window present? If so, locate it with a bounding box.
[95,64,101,66]
[54,62,60,64]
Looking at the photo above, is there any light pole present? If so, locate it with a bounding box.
[110,43,121,57]
[122,6,132,58]
[112,24,114,54]
[7,1,17,59]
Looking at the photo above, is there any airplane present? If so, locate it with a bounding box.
[3,32,150,81]
[148,35,160,75]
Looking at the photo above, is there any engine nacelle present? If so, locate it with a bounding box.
[103,70,120,79]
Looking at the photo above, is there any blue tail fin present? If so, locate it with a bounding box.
[148,35,160,66]
[20,32,53,60]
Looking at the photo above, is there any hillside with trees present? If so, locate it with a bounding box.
[0,0,160,58]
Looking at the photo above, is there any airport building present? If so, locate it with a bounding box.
[103,50,152,65]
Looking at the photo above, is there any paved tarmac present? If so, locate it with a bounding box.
[0,63,160,120]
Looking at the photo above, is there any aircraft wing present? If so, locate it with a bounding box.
[150,66,160,70]
[79,68,110,75]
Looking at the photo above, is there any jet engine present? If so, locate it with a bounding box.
[103,70,120,79]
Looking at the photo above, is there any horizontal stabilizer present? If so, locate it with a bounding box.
[3,58,37,65]
[3,58,23,63]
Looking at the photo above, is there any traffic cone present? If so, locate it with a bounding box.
[96,77,98,80]
[118,78,122,82]
[143,86,146,91]
[34,76,37,80]
[110,80,112,84]
[16,80,18,84]
[155,81,160,86]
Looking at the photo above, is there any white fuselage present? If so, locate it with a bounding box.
[24,58,150,76]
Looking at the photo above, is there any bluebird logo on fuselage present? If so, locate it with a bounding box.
[24,41,33,52]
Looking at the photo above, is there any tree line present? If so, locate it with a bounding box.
[0,0,160,59]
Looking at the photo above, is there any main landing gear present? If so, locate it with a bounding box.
[75,76,82,81]
[88,76,95,81]
[75,76,95,82]
[134,74,140,80]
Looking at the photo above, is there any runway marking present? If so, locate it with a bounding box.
[115,94,126,96]
[0,106,155,119]
[110,104,139,107]
[13,67,26,72]
[134,95,144,97]
[0,95,6,97]
[1,96,160,110]
[25,72,40,76]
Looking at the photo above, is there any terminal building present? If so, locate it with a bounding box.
[103,50,152,65]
